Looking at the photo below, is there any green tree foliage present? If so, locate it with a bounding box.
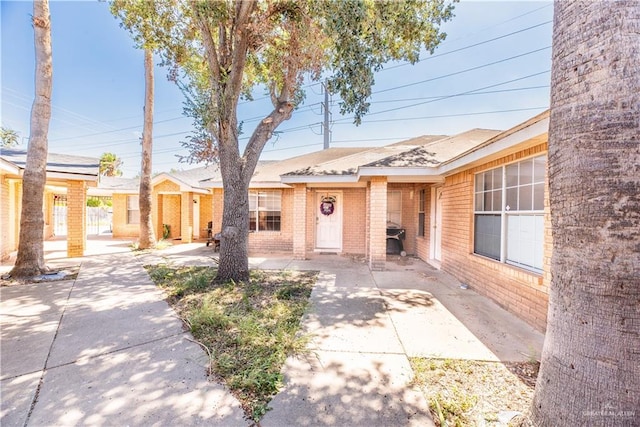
[111,0,456,281]
[0,126,20,147]
[99,152,123,176]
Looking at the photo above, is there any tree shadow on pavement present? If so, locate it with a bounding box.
[261,351,432,427]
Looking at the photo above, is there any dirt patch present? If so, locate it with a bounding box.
[411,358,539,426]
[0,265,80,287]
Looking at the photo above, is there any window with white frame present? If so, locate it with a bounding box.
[474,155,546,272]
[249,191,281,231]
[387,190,402,225]
[418,189,426,236]
[127,195,140,224]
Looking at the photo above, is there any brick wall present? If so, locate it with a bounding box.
[154,180,180,193]
[292,184,307,259]
[66,180,86,257]
[387,183,421,255]
[437,143,550,331]
[341,188,367,255]
[211,189,223,233]
[180,192,194,243]
[112,193,139,238]
[0,179,58,260]
[199,194,213,238]
[304,189,315,252]
[162,194,181,239]
[0,175,13,260]
[368,178,387,270]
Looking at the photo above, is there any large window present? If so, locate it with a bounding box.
[474,156,546,272]
[127,195,140,224]
[249,191,281,231]
[387,190,402,225]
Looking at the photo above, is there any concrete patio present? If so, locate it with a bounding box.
[1,237,545,426]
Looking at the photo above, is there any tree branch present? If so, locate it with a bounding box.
[226,0,255,103]
[191,1,221,87]
[242,100,294,185]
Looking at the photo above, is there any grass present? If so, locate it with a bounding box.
[410,358,539,426]
[145,264,317,421]
[130,238,173,251]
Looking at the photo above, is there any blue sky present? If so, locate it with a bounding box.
[1,1,552,178]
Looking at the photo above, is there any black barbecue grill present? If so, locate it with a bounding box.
[205,221,221,251]
[386,222,406,256]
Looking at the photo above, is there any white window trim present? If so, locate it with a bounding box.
[473,155,545,273]
[127,195,140,225]
[249,190,282,232]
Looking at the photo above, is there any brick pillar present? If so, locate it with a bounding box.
[181,192,194,243]
[368,177,387,270]
[292,184,307,259]
[67,180,86,257]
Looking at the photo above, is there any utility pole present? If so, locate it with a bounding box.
[322,80,331,150]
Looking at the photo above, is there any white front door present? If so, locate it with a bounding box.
[316,191,342,251]
[431,187,443,261]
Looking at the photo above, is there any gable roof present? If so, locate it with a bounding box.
[362,130,501,168]
[152,167,213,194]
[0,148,99,180]
[85,110,550,193]
[199,148,369,188]
[281,130,501,183]
[89,176,139,196]
[439,110,549,176]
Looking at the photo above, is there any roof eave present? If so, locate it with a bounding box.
[280,175,359,184]
[0,158,21,175]
[439,114,549,176]
[46,171,99,181]
[205,180,292,189]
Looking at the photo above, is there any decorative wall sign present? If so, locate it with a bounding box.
[320,195,336,216]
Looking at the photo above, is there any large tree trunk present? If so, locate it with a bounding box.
[10,0,53,278]
[215,129,250,282]
[530,2,639,425]
[138,48,156,249]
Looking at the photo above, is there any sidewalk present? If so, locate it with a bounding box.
[0,251,247,427]
[2,240,545,426]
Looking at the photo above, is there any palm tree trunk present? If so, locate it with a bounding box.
[10,0,53,278]
[138,48,156,249]
[530,1,640,424]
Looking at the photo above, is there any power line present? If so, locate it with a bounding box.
[333,70,551,123]
[373,46,550,95]
[331,106,547,127]
[48,116,188,142]
[349,85,549,105]
[382,20,552,72]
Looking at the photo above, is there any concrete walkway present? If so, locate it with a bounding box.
[139,243,544,426]
[1,250,247,427]
[1,239,545,426]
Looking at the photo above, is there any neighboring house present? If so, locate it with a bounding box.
[0,148,100,260]
[103,110,550,331]
[96,169,214,243]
